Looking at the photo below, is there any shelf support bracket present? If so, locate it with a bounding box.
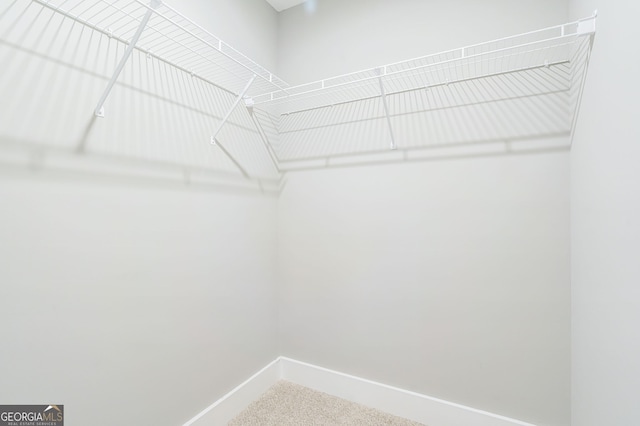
[210,137,250,179]
[246,99,280,174]
[94,0,162,117]
[377,70,397,150]
[210,75,256,143]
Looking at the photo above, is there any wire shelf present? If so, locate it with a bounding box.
[32,0,289,97]
[251,15,596,165]
[0,0,283,181]
[253,17,595,113]
[0,0,596,174]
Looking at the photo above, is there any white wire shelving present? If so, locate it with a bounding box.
[28,0,289,121]
[0,0,597,176]
[254,17,596,113]
[0,0,288,182]
[250,14,597,167]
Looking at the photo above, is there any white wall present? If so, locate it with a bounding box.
[0,178,278,426]
[277,0,569,84]
[173,0,279,72]
[0,0,280,425]
[278,153,571,426]
[569,1,640,425]
[276,1,572,425]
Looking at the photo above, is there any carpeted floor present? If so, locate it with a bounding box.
[228,380,426,425]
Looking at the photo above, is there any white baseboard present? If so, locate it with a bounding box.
[184,356,537,426]
[280,357,536,426]
[182,358,280,426]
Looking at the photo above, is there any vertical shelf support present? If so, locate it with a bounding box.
[210,137,250,178]
[94,0,162,117]
[210,75,256,143]
[377,69,397,150]
[246,99,280,173]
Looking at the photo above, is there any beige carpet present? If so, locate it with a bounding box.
[228,381,426,425]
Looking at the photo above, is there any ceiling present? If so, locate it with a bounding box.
[265,0,306,12]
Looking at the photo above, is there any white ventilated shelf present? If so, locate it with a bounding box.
[0,0,596,177]
[32,0,289,98]
[254,17,596,113]
[250,15,596,166]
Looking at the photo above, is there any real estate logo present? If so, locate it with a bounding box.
[0,405,63,426]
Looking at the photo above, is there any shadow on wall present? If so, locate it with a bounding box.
[0,0,279,195]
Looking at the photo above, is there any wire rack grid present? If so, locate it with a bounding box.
[253,15,596,115]
[31,0,289,98]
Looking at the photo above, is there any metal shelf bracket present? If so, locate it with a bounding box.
[377,68,397,150]
[246,99,280,173]
[209,75,256,144]
[94,0,162,117]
